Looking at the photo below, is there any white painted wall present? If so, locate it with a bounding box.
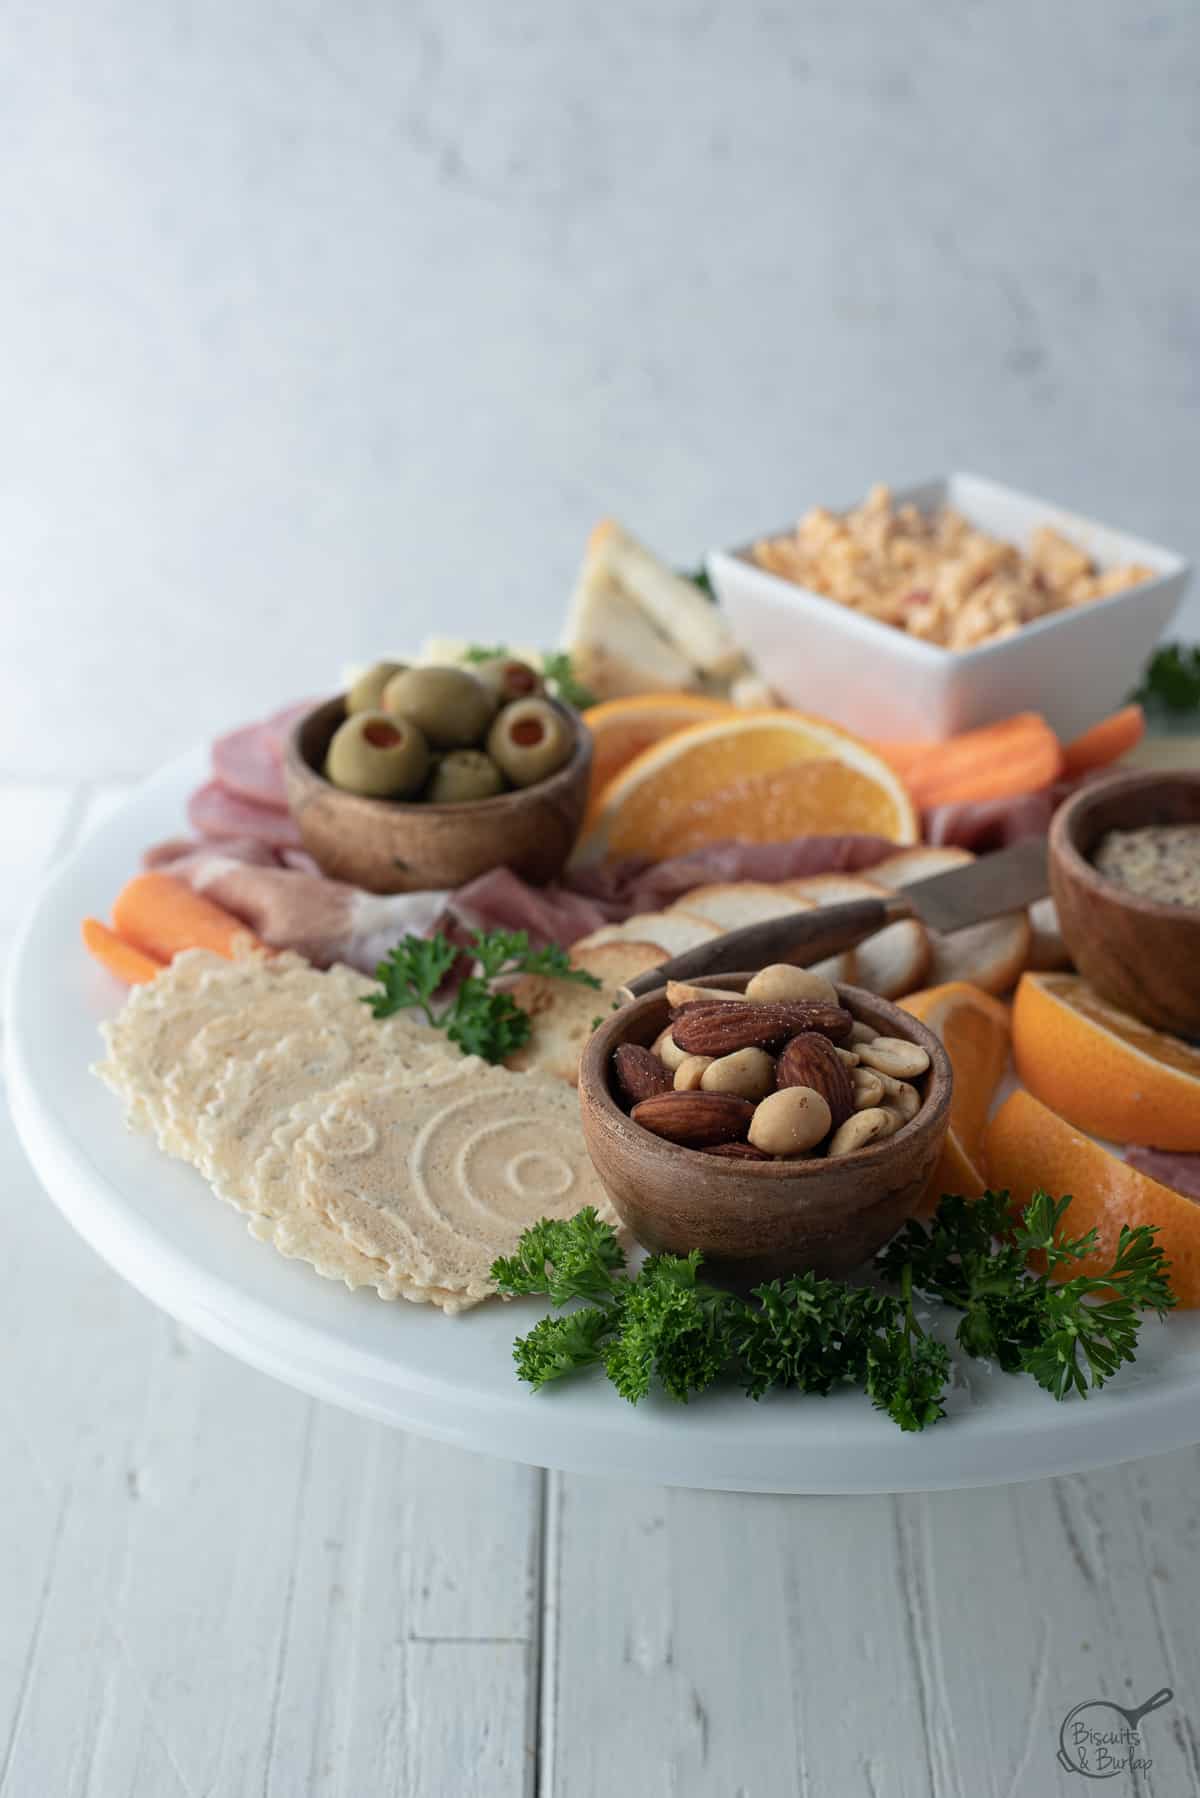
[1,0,1197,778]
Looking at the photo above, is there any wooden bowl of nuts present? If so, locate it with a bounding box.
[577,964,952,1284]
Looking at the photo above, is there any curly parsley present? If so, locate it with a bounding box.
[363,928,600,1065]
[492,1190,1173,1432]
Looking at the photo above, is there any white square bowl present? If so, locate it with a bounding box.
[706,474,1190,743]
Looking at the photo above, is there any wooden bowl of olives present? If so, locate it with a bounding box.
[283,660,593,894]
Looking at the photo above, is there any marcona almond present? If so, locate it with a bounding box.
[847,1020,878,1047]
[665,980,742,1009]
[631,1091,755,1147]
[745,963,839,1007]
[851,1068,887,1110]
[652,1027,690,1072]
[674,1053,715,1092]
[612,1043,673,1106]
[701,1046,776,1102]
[827,1107,894,1156]
[775,1032,854,1128]
[857,1036,931,1079]
[672,999,852,1057]
[835,1047,860,1067]
[749,1085,832,1157]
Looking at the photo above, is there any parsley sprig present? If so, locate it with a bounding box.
[1131,641,1200,716]
[880,1190,1175,1400]
[462,644,595,710]
[492,1190,1173,1431]
[363,928,600,1065]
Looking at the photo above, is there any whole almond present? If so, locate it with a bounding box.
[612,1043,673,1107]
[701,1140,772,1161]
[631,1091,755,1147]
[775,1032,854,1128]
[671,999,852,1057]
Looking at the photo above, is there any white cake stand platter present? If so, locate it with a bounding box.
[8,750,1200,1494]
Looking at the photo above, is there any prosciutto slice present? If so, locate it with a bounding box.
[1124,1147,1200,1202]
[188,781,303,849]
[212,721,290,808]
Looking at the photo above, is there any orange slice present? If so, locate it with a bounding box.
[985,1088,1200,1306]
[1012,972,1200,1151]
[900,980,1011,1215]
[581,693,737,818]
[901,981,1011,1161]
[579,711,918,862]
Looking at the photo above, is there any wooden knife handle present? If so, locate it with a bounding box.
[622,897,895,999]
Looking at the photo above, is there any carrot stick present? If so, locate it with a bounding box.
[894,714,1063,808]
[913,740,1064,807]
[1061,703,1145,777]
[82,918,165,985]
[111,872,261,963]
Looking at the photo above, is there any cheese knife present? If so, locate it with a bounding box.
[621,835,1049,999]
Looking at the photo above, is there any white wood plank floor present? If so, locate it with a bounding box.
[3,782,1200,1797]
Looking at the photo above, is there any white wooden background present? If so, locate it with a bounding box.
[2,782,1199,1797]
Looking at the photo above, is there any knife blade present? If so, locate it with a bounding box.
[894,835,1048,933]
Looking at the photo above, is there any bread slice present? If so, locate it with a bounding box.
[584,520,741,677]
[1028,895,1070,971]
[572,910,721,958]
[664,881,856,985]
[870,847,1032,996]
[503,940,667,1084]
[782,875,930,1000]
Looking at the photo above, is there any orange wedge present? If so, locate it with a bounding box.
[901,981,1011,1161]
[581,693,737,818]
[579,710,918,862]
[900,980,1011,1214]
[985,1088,1200,1306]
[1012,972,1200,1151]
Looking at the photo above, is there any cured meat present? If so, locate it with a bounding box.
[1125,1147,1200,1202]
[145,840,451,969]
[263,698,320,757]
[188,781,303,849]
[568,836,899,917]
[450,867,615,946]
[212,721,289,808]
[924,789,1057,853]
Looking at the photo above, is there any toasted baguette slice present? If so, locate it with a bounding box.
[782,874,930,1000]
[1027,895,1070,971]
[572,909,721,958]
[586,519,742,677]
[503,940,667,1085]
[664,881,856,985]
[870,847,1032,996]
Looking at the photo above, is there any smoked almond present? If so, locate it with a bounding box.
[775,1032,855,1128]
[670,999,852,1057]
[630,1091,755,1147]
[612,1043,673,1106]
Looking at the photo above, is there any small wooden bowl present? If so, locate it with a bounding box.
[284,695,592,894]
[1049,769,1200,1036]
[578,975,952,1284]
